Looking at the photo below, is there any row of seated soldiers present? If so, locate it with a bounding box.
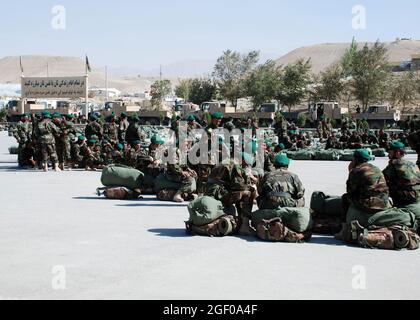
[186,141,420,250]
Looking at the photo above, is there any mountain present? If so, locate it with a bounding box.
[275,39,420,73]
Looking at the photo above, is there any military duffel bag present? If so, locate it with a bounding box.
[96,187,141,200]
[371,148,387,157]
[154,173,197,193]
[185,215,239,237]
[313,150,340,161]
[251,207,313,233]
[187,196,226,226]
[310,192,343,217]
[101,165,144,190]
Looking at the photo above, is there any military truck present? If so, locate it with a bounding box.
[308,101,349,123]
[354,105,401,129]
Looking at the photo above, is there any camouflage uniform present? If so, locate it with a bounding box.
[118,117,130,142]
[85,120,103,141]
[13,120,32,167]
[125,122,144,145]
[345,162,391,224]
[35,119,61,165]
[258,168,305,210]
[383,159,420,207]
[408,131,420,169]
[103,121,119,145]
[136,146,164,191]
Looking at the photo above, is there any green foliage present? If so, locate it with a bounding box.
[315,63,345,102]
[346,41,390,111]
[0,107,7,121]
[388,71,419,111]
[175,79,192,101]
[276,59,312,112]
[189,78,216,105]
[297,113,307,127]
[213,50,260,106]
[245,60,282,110]
[151,80,172,109]
[341,37,358,77]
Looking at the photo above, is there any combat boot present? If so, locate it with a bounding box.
[54,163,62,172]
[173,190,184,203]
[59,163,65,171]
[43,162,48,172]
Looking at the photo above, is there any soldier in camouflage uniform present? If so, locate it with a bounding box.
[103,114,119,146]
[136,135,166,193]
[274,114,289,146]
[344,149,391,224]
[383,141,420,226]
[378,129,389,149]
[125,140,142,168]
[85,114,103,141]
[125,115,145,145]
[35,112,62,172]
[13,114,32,168]
[61,114,77,170]
[205,153,258,236]
[118,112,130,143]
[258,154,305,210]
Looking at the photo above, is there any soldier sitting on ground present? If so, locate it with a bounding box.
[258,154,305,210]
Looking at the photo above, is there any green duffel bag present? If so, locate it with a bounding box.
[401,202,420,223]
[372,148,387,157]
[154,173,197,193]
[292,150,314,160]
[346,205,417,229]
[188,196,226,226]
[339,152,355,162]
[310,191,343,217]
[251,207,313,233]
[101,165,144,190]
[313,150,340,161]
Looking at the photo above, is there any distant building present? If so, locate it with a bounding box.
[89,87,121,98]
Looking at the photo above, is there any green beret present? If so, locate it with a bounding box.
[274,154,290,168]
[52,112,61,119]
[278,143,286,150]
[388,141,405,151]
[65,114,74,119]
[132,140,141,146]
[241,152,254,166]
[187,115,196,122]
[121,112,128,117]
[21,113,29,118]
[212,112,223,120]
[88,139,97,144]
[116,143,123,151]
[102,140,110,146]
[354,149,372,162]
[288,130,297,135]
[78,135,86,141]
[90,114,98,121]
[151,135,165,145]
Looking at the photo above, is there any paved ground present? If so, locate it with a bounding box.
[0,131,419,300]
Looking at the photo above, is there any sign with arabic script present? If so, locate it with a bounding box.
[21,76,87,99]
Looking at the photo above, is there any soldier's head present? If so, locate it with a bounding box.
[42,111,51,121]
[52,113,62,124]
[20,114,28,122]
[131,115,140,123]
[88,139,97,147]
[187,115,196,124]
[77,135,87,144]
[131,140,141,151]
[211,112,223,127]
[274,154,290,170]
[274,143,285,153]
[107,113,116,123]
[150,135,165,150]
[350,149,372,170]
[115,143,124,151]
[387,141,405,160]
[90,114,99,122]
[65,114,74,121]
[120,112,128,120]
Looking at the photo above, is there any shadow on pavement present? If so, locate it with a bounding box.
[116,203,188,208]
[149,228,189,238]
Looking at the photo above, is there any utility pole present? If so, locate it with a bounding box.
[159,65,162,81]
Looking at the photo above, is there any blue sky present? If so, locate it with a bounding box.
[1,0,419,71]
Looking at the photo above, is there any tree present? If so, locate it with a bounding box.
[276,59,312,112]
[189,78,216,106]
[348,41,390,111]
[245,60,282,110]
[151,80,172,109]
[175,79,192,102]
[0,107,7,122]
[341,37,358,77]
[389,71,419,112]
[315,63,345,102]
[213,50,260,106]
